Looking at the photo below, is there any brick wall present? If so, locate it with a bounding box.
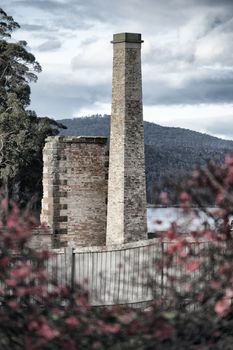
[40,136,108,246]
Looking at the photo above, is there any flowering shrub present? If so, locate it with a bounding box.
[149,153,233,348]
[0,199,180,349]
[1,154,233,349]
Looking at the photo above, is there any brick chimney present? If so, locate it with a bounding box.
[106,33,147,245]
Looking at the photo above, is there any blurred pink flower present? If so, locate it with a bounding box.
[100,323,120,334]
[38,323,59,340]
[11,264,31,279]
[65,316,79,328]
[180,192,190,202]
[159,191,169,204]
[225,153,233,166]
[186,261,200,273]
[215,297,231,317]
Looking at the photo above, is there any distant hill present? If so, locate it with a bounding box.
[59,115,233,203]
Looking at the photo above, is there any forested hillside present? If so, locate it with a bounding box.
[59,115,233,203]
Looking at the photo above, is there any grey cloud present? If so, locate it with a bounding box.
[2,0,233,120]
[20,23,58,35]
[143,47,195,66]
[195,0,233,6]
[11,0,70,11]
[5,0,233,38]
[205,117,233,138]
[6,0,191,27]
[4,0,98,32]
[30,78,110,119]
[144,72,233,105]
[19,0,233,107]
[222,17,233,33]
[9,0,108,24]
[21,24,45,31]
[208,15,233,36]
[37,39,62,51]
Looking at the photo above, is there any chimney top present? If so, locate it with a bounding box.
[111,32,143,44]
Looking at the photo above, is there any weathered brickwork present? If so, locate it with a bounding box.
[40,136,108,246]
[106,33,147,245]
[29,228,53,250]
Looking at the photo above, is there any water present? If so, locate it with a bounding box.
[147,207,222,233]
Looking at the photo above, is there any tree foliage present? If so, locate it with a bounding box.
[0,8,65,206]
[0,8,41,107]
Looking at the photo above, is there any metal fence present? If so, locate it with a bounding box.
[45,239,213,306]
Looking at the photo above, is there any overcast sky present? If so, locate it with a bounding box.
[2,0,233,139]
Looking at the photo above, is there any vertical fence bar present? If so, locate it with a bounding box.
[71,249,75,289]
[161,241,164,298]
[65,247,73,286]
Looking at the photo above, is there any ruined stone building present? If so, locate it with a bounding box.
[40,33,147,248]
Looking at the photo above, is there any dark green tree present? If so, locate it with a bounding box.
[0,8,65,209]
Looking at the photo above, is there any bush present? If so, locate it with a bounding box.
[1,154,233,348]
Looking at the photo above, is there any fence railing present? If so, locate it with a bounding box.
[45,238,214,306]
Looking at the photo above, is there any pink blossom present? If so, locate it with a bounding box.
[15,226,31,239]
[167,245,178,254]
[219,262,230,275]
[210,280,222,290]
[35,250,53,263]
[165,230,177,240]
[31,285,47,297]
[225,288,233,298]
[16,287,29,297]
[155,325,174,340]
[1,198,8,209]
[216,192,225,204]
[180,192,190,202]
[225,168,233,185]
[204,230,217,241]
[6,279,17,287]
[178,249,188,258]
[11,264,31,279]
[186,261,200,273]
[118,313,135,325]
[100,323,121,334]
[28,321,39,331]
[167,239,186,255]
[65,316,79,328]
[7,216,17,229]
[225,153,233,166]
[38,323,59,340]
[0,256,10,267]
[184,282,192,292]
[159,191,168,204]
[215,297,231,317]
[57,286,69,296]
[7,300,18,309]
[192,170,200,179]
[75,296,89,307]
[37,269,48,280]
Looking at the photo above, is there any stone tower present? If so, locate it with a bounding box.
[106,33,147,245]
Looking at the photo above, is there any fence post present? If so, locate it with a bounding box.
[65,247,74,287]
[161,241,164,298]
